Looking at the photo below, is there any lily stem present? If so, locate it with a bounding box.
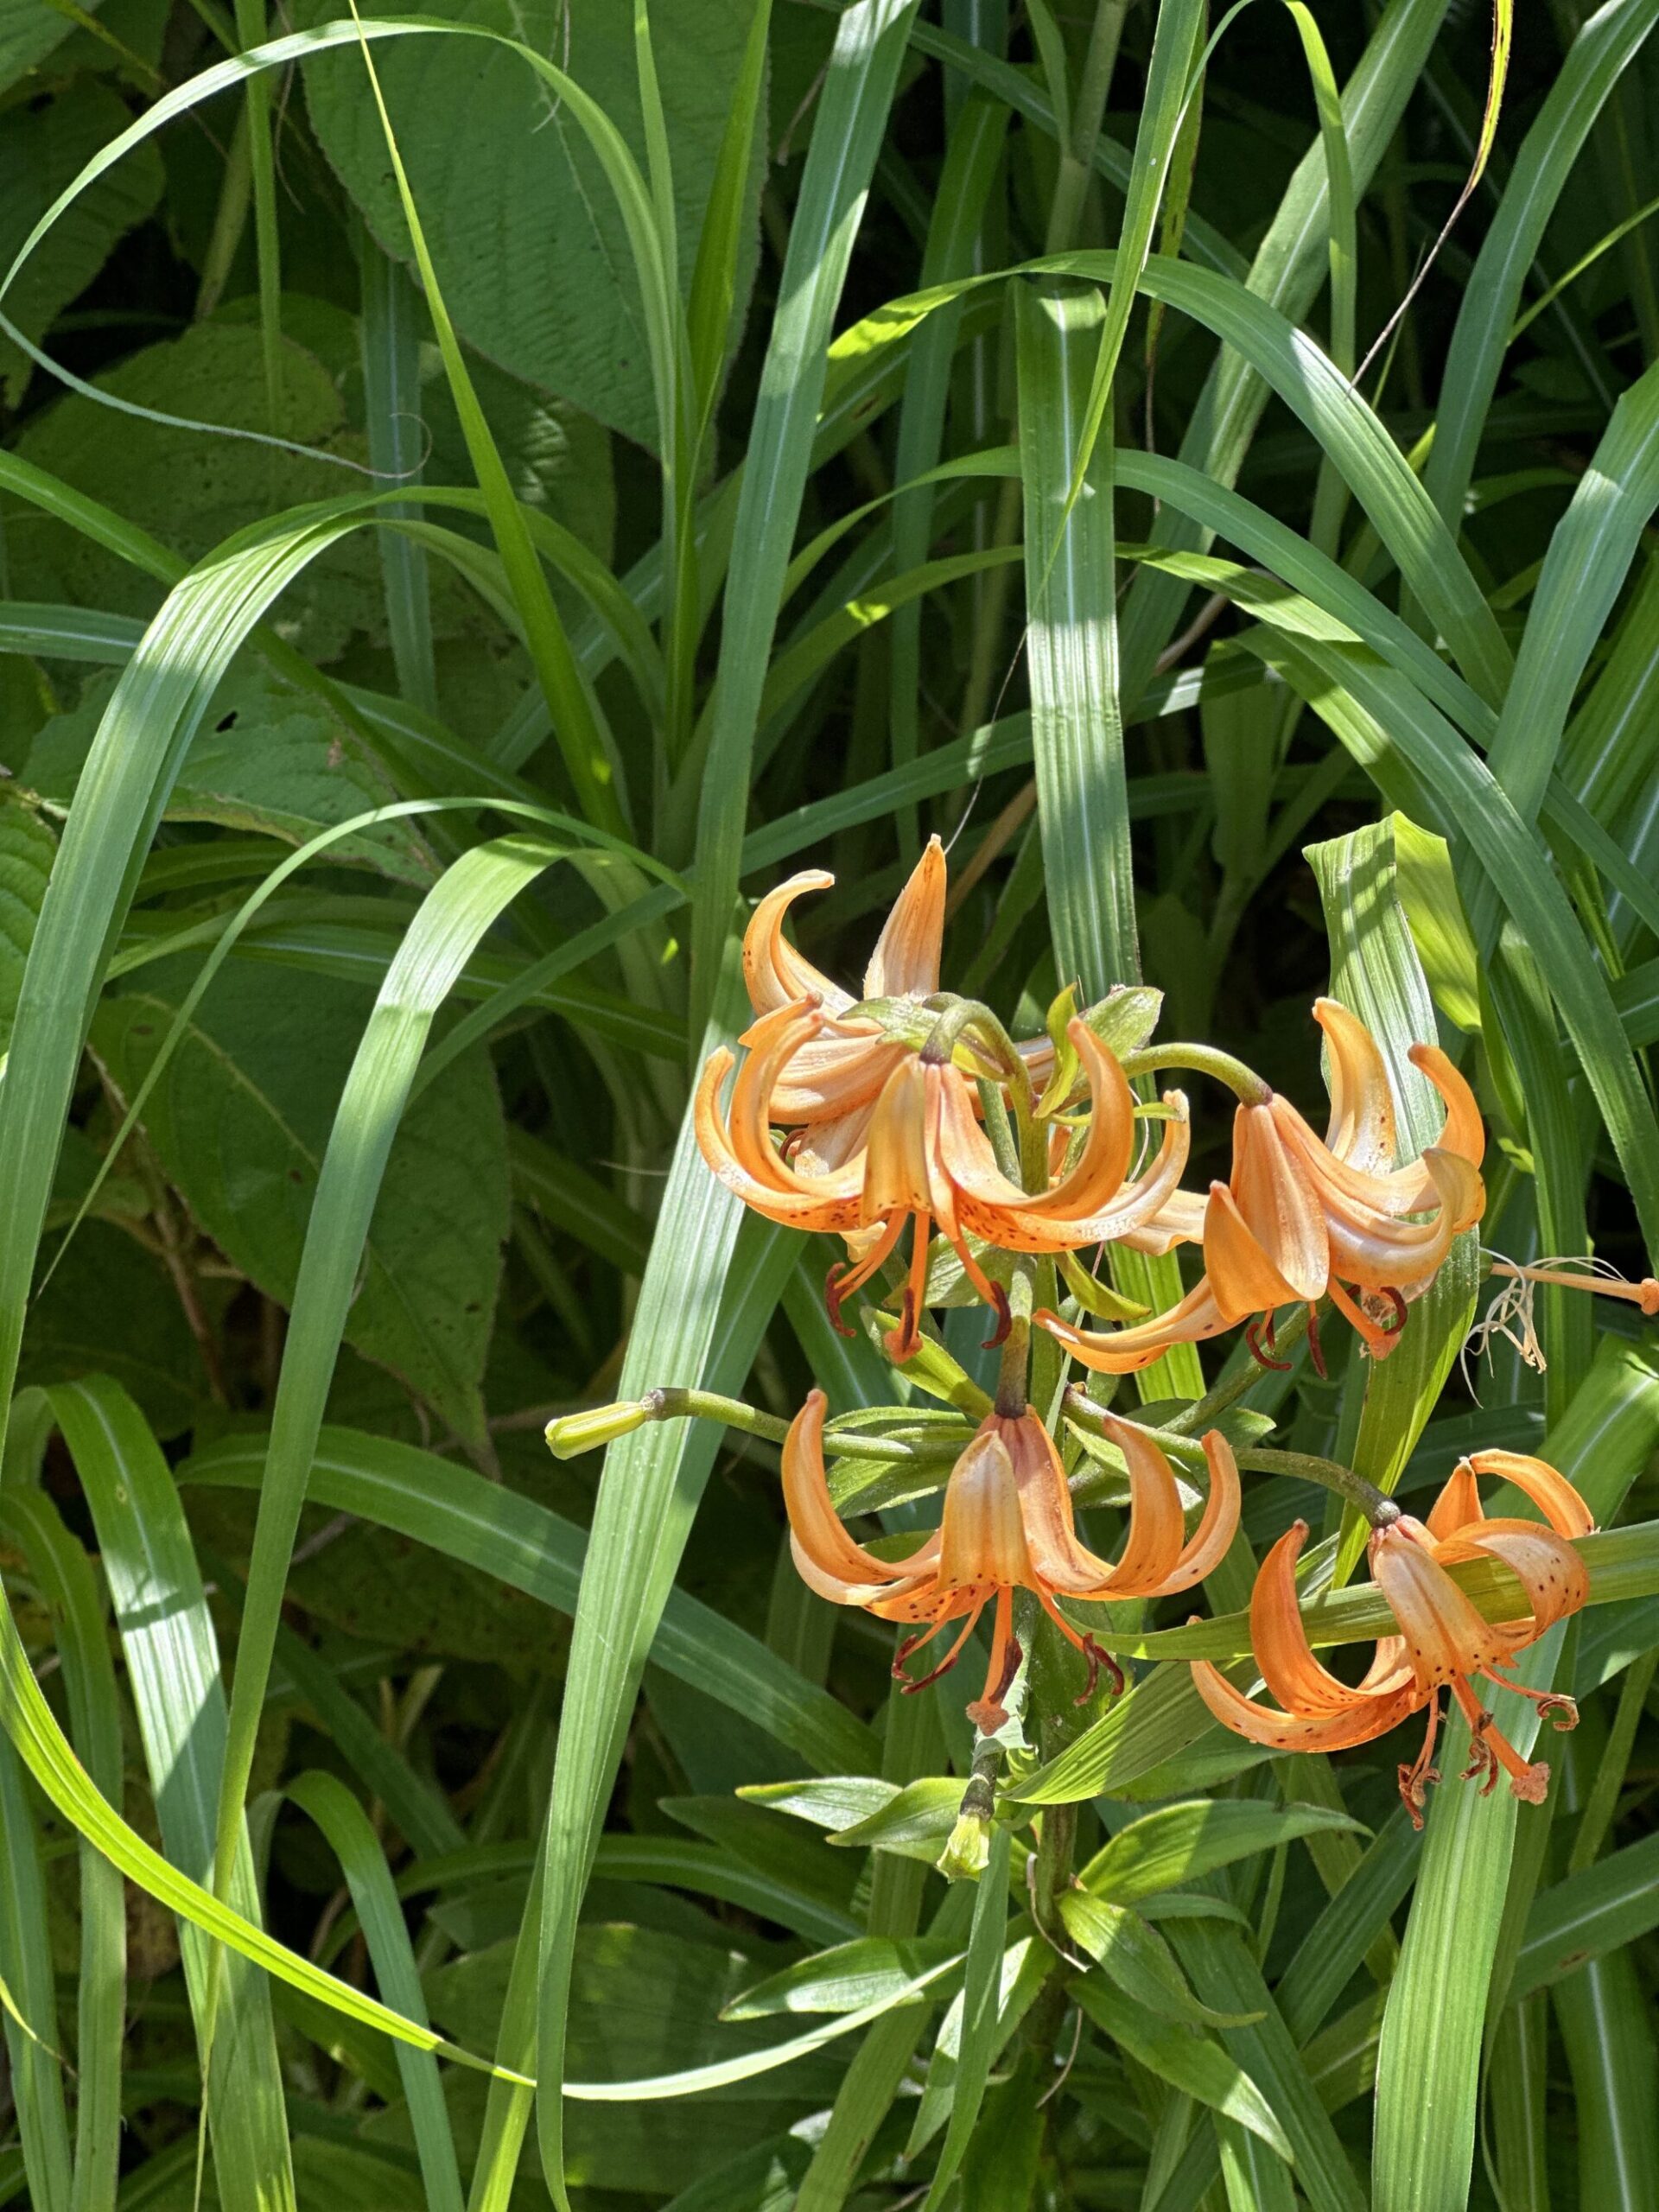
[957,1730,1003,1829]
[995,1263,1036,1418]
[1064,1386,1397,1528]
[1162,1305,1312,1434]
[1118,1041,1272,1106]
[634,1389,967,1464]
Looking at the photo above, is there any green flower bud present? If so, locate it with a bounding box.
[544,1401,651,1459]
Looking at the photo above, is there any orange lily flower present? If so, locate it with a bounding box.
[1191,1450,1591,1827]
[785,1390,1240,1731]
[1039,997,1485,1376]
[741,838,950,1168]
[696,999,1190,1357]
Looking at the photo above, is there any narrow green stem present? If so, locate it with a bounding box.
[1064,1386,1397,1528]
[995,1260,1037,1421]
[1117,1042,1271,1106]
[1162,1305,1312,1433]
[547,1387,974,1466]
[1045,0,1129,254]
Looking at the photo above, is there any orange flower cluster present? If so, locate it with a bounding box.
[696,849,1486,1373]
[1039,999,1485,1377]
[688,852,1604,1784]
[697,843,1189,1358]
[785,1390,1239,1731]
[1193,1452,1592,1825]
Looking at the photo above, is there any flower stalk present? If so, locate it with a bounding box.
[1063,1384,1397,1528]
[545,1389,970,1465]
[1117,1041,1274,1106]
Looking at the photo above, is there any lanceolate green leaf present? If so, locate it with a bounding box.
[207,831,561,1912]
[180,1423,875,1775]
[521,1166,796,2202]
[1017,279,1136,993]
[0,1389,518,2075]
[1421,0,1659,532]
[1014,271,1200,1400]
[50,1376,296,2212]
[833,244,1507,703]
[0,1486,124,2212]
[0,1730,72,2212]
[1116,0,1452,696]
[286,1772,464,2212]
[688,0,920,1036]
[1467,352,1659,953]
[1251,632,1659,1250]
[920,1827,1011,2210]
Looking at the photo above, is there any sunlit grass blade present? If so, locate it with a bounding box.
[180,1422,877,1775]
[357,226,437,718]
[287,1771,464,2212]
[688,0,921,1035]
[1243,632,1659,1249]
[343,12,625,833]
[1421,0,1659,531]
[1115,0,1450,696]
[1552,1948,1659,2212]
[1488,931,1594,1423]
[920,1829,1012,2210]
[524,1186,799,2202]
[1014,271,1200,1401]
[0,1730,73,2212]
[1054,0,1204,525]
[0,1484,125,2212]
[836,242,1509,704]
[207,830,565,1921]
[889,90,1007,853]
[51,1376,296,2211]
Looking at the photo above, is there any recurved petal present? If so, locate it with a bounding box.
[1251,1521,1369,1717]
[1204,1176,1315,1325]
[1286,1042,1486,1219]
[743,872,849,1016]
[864,835,947,999]
[1314,997,1397,1174]
[783,1393,929,1599]
[1424,1458,1485,1541]
[1117,1185,1208,1256]
[1370,1522,1514,1694]
[1160,1429,1243,1593]
[1002,1411,1122,1594]
[936,1424,1033,1592]
[1224,1105,1330,1306]
[1084,1413,1188,1594]
[931,1023,1137,1231]
[1320,1148,1481,1292]
[766,1029,904,1126]
[1408,1042,1485,1168]
[1465,1450,1595,1539]
[1433,1520,1589,1641]
[1047,1087,1193,1244]
[1033,1024,1138,1216]
[858,1056,938,1226]
[1192,1659,1421,1751]
[791,1096,877,1178]
[696,1048,857,1228]
[1036,1279,1233,1372]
